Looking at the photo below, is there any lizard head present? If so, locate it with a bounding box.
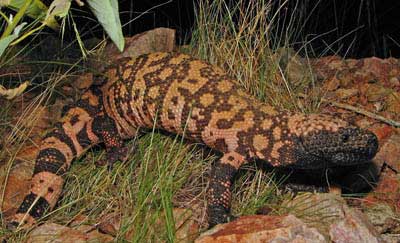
[286,114,378,169]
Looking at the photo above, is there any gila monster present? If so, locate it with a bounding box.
[7,52,378,229]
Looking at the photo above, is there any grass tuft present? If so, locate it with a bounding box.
[188,0,324,112]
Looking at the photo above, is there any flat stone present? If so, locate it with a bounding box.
[195,214,326,243]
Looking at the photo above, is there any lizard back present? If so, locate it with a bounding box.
[102,52,280,155]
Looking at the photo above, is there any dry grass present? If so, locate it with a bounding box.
[189,0,321,112]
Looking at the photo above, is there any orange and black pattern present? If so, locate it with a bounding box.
[8,52,379,229]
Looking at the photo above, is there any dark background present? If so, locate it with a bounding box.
[49,0,400,58]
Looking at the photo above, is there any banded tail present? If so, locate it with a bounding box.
[8,89,105,229]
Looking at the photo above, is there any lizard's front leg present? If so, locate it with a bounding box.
[207,152,244,228]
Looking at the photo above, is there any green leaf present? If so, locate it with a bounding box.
[0,35,17,56]
[87,0,125,52]
[44,0,71,24]
[3,0,60,30]
[0,22,25,57]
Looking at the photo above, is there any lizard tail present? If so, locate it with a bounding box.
[8,105,101,229]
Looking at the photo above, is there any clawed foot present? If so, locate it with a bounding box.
[6,221,19,231]
[96,146,129,171]
[208,205,237,228]
[6,214,35,232]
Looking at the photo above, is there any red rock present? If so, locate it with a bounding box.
[366,84,391,102]
[26,223,114,243]
[96,28,176,68]
[97,213,121,237]
[374,134,400,171]
[324,76,341,91]
[27,223,89,243]
[363,57,391,78]
[282,193,391,241]
[195,215,326,243]
[389,77,400,87]
[335,88,359,100]
[386,92,400,114]
[364,204,399,235]
[330,207,385,243]
[362,133,400,213]
[364,171,400,213]
[73,73,94,90]
[76,225,114,242]
[368,124,394,142]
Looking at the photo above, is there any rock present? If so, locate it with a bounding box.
[373,101,385,112]
[362,57,393,78]
[283,193,385,242]
[381,234,400,243]
[337,70,354,87]
[368,123,394,142]
[27,223,88,243]
[137,208,200,242]
[172,208,200,242]
[69,214,90,228]
[283,193,346,236]
[327,58,345,70]
[97,213,121,236]
[26,223,114,243]
[73,73,95,90]
[273,48,317,87]
[373,133,400,171]
[335,88,359,100]
[386,91,400,114]
[75,225,114,243]
[116,27,175,58]
[94,27,176,69]
[324,76,341,91]
[364,169,400,213]
[366,84,392,102]
[330,207,385,243]
[195,214,327,243]
[308,55,400,131]
[389,77,400,86]
[364,204,400,234]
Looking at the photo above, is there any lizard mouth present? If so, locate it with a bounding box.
[293,150,372,170]
[329,135,378,166]
[330,152,370,166]
[297,128,379,168]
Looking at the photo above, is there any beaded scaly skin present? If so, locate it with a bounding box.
[8,52,378,229]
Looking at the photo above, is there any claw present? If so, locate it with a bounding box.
[208,205,236,228]
[95,146,129,171]
[6,221,19,231]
